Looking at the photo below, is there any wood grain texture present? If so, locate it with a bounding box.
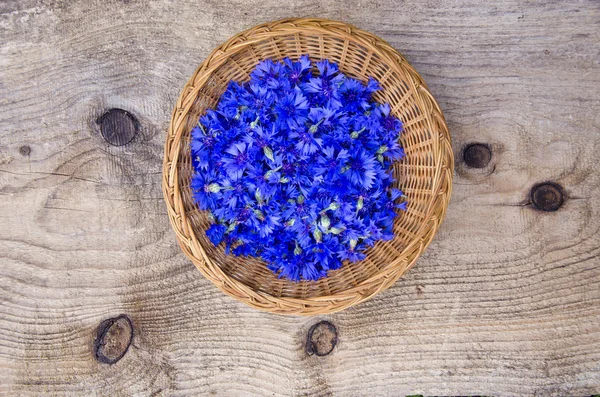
[0,0,599,396]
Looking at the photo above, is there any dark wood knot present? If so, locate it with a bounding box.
[531,182,564,212]
[93,314,133,364]
[97,109,139,146]
[463,143,491,168]
[19,145,31,156]
[306,321,337,356]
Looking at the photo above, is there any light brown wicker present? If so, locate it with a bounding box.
[163,18,453,316]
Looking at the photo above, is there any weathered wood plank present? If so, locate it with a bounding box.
[1,0,599,396]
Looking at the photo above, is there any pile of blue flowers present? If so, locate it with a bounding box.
[190,55,406,281]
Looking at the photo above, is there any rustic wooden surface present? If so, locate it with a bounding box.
[1,0,599,396]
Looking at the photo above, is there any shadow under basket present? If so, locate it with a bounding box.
[163,18,453,315]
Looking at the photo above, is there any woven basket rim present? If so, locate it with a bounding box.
[163,18,453,315]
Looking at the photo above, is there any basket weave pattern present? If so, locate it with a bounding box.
[163,18,453,315]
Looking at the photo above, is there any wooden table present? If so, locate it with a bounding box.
[1,1,599,396]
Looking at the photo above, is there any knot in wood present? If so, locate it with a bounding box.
[19,145,31,156]
[306,321,337,356]
[463,143,491,168]
[97,109,139,146]
[93,314,133,364]
[531,182,564,211]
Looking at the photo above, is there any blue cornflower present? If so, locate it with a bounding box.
[190,169,221,210]
[206,223,227,245]
[376,103,403,133]
[244,125,278,162]
[301,259,326,281]
[314,146,349,181]
[257,213,281,238]
[278,141,301,162]
[233,241,255,256]
[245,167,277,201]
[389,188,404,201]
[220,173,251,209]
[381,140,405,161]
[289,127,322,155]
[389,188,408,211]
[247,84,276,116]
[365,77,381,95]
[315,59,340,80]
[345,147,377,189]
[303,77,342,110]
[306,107,329,133]
[271,255,302,282]
[284,55,312,85]
[191,126,216,171]
[339,78,369,112]
[365,219,384,240]
[290,220,314,249]
[222,142,254,178]
[274,91,309,128]
[337,247,366,263]
[250,59,284,89]
[310,240,337,271]
[235,207,260,229]
[282,197,319,224]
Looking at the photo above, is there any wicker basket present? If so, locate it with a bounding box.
[163,18,453,315]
